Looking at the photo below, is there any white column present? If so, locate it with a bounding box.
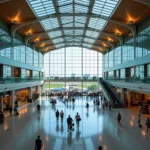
[1,96,3,112]
[11,90,15,110]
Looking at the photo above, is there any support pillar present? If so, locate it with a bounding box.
[11,90,15,110]
[121,88,124,103]
[30,87,32,98]
[1,96,3,112]
[127,90,131,107]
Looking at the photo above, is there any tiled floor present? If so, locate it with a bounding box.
[0,96,150,150]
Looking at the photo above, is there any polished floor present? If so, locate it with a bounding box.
[0,96,150,150]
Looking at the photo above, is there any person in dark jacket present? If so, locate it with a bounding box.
[35,135,42,150]
[67,115,73,131]
[56,109,59,121]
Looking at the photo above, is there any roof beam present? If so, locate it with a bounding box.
[34,35,115,49]
[11,13,135,38]
[133,0,150,6]
[52,0,65,42]
[43,45,104,54]
[25,27,123,45]
[82,0,95,43]
[41,41,108,51]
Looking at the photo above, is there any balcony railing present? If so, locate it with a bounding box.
[44,76,98,81]
[0,77,44,84]
[105,77,150,83]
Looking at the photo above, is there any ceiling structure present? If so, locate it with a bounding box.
[0,0,150,54]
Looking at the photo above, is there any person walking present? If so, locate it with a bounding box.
[9,106,12,115]
[145,117,150,132]
[37,104,40,114]
[117,113,121,125]
[56,109,59,121]
[35,135,43,150]
[60,110,64,122]
[67,115,73,131]
[75,112,81,127]
[138,114,141,127]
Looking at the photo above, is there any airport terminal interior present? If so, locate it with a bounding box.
[0,0,150,150]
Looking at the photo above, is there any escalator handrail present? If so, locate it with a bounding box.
[104,80,122,103]
[99,80,113,102]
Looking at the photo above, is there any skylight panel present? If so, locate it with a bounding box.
[48,31,62,38]
[0,29,8,36]
[27,0,55,17]
[74,30,84,35]
[64,30,73,35]
[86,30,99,38]
[75,22,85,27]
[83,43,92,48]
[84,38,95,44]
[75,0,90,6]
[63,23,73,27]
[53,38,64,44]
[57,0,73,6]
[0,36,11,43]
[61,17,73,24]
[88,18,107,30]
[75,16,87,24]
[59,4,73,13]
[92,0,120,17]
[75,4,88,13]
[41,18,59,30]
[56,43,65,48]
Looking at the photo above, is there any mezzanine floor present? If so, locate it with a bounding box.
[0,96,150,150]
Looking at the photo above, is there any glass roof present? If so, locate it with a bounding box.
[27,0,120,50]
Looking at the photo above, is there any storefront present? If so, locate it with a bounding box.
[15,89,30,106]
[0,91,12,111]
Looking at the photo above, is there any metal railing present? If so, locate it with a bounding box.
[44,76,98,81]
[0,77,44,84]
[105,77,150,83]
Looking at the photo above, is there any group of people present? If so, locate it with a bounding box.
[67,112,81,132]
[138,114,150,131]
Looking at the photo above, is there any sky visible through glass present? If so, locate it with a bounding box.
[44,47,103,78]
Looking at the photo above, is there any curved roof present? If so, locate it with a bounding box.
[0,0,150,53]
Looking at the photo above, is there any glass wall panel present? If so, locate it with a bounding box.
[34,51,39,67]
[114,46,121,65]
[3,65,11,77]
[21,69,27,78]
[135,65,144,79]
[120,69,125,78]
[26,47,33,65]
[108,51,113,67]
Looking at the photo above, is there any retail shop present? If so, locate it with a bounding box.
[0,91,12,111]
[15,89,30,106]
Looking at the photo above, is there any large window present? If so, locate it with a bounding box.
[3,65,11,78]
[44,47,102,79]
[135,65,144,79]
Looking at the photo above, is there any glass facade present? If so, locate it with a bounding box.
[135,65,144,79]
[3,65,11,78]
[21,69,27,78]
[44,47,103,79]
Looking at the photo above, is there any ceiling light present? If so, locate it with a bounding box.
[129,20,134,24]
[12,20,19,24]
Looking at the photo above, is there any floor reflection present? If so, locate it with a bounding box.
[0,96,150,150]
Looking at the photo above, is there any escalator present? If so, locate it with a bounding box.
[99,78,124,107]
